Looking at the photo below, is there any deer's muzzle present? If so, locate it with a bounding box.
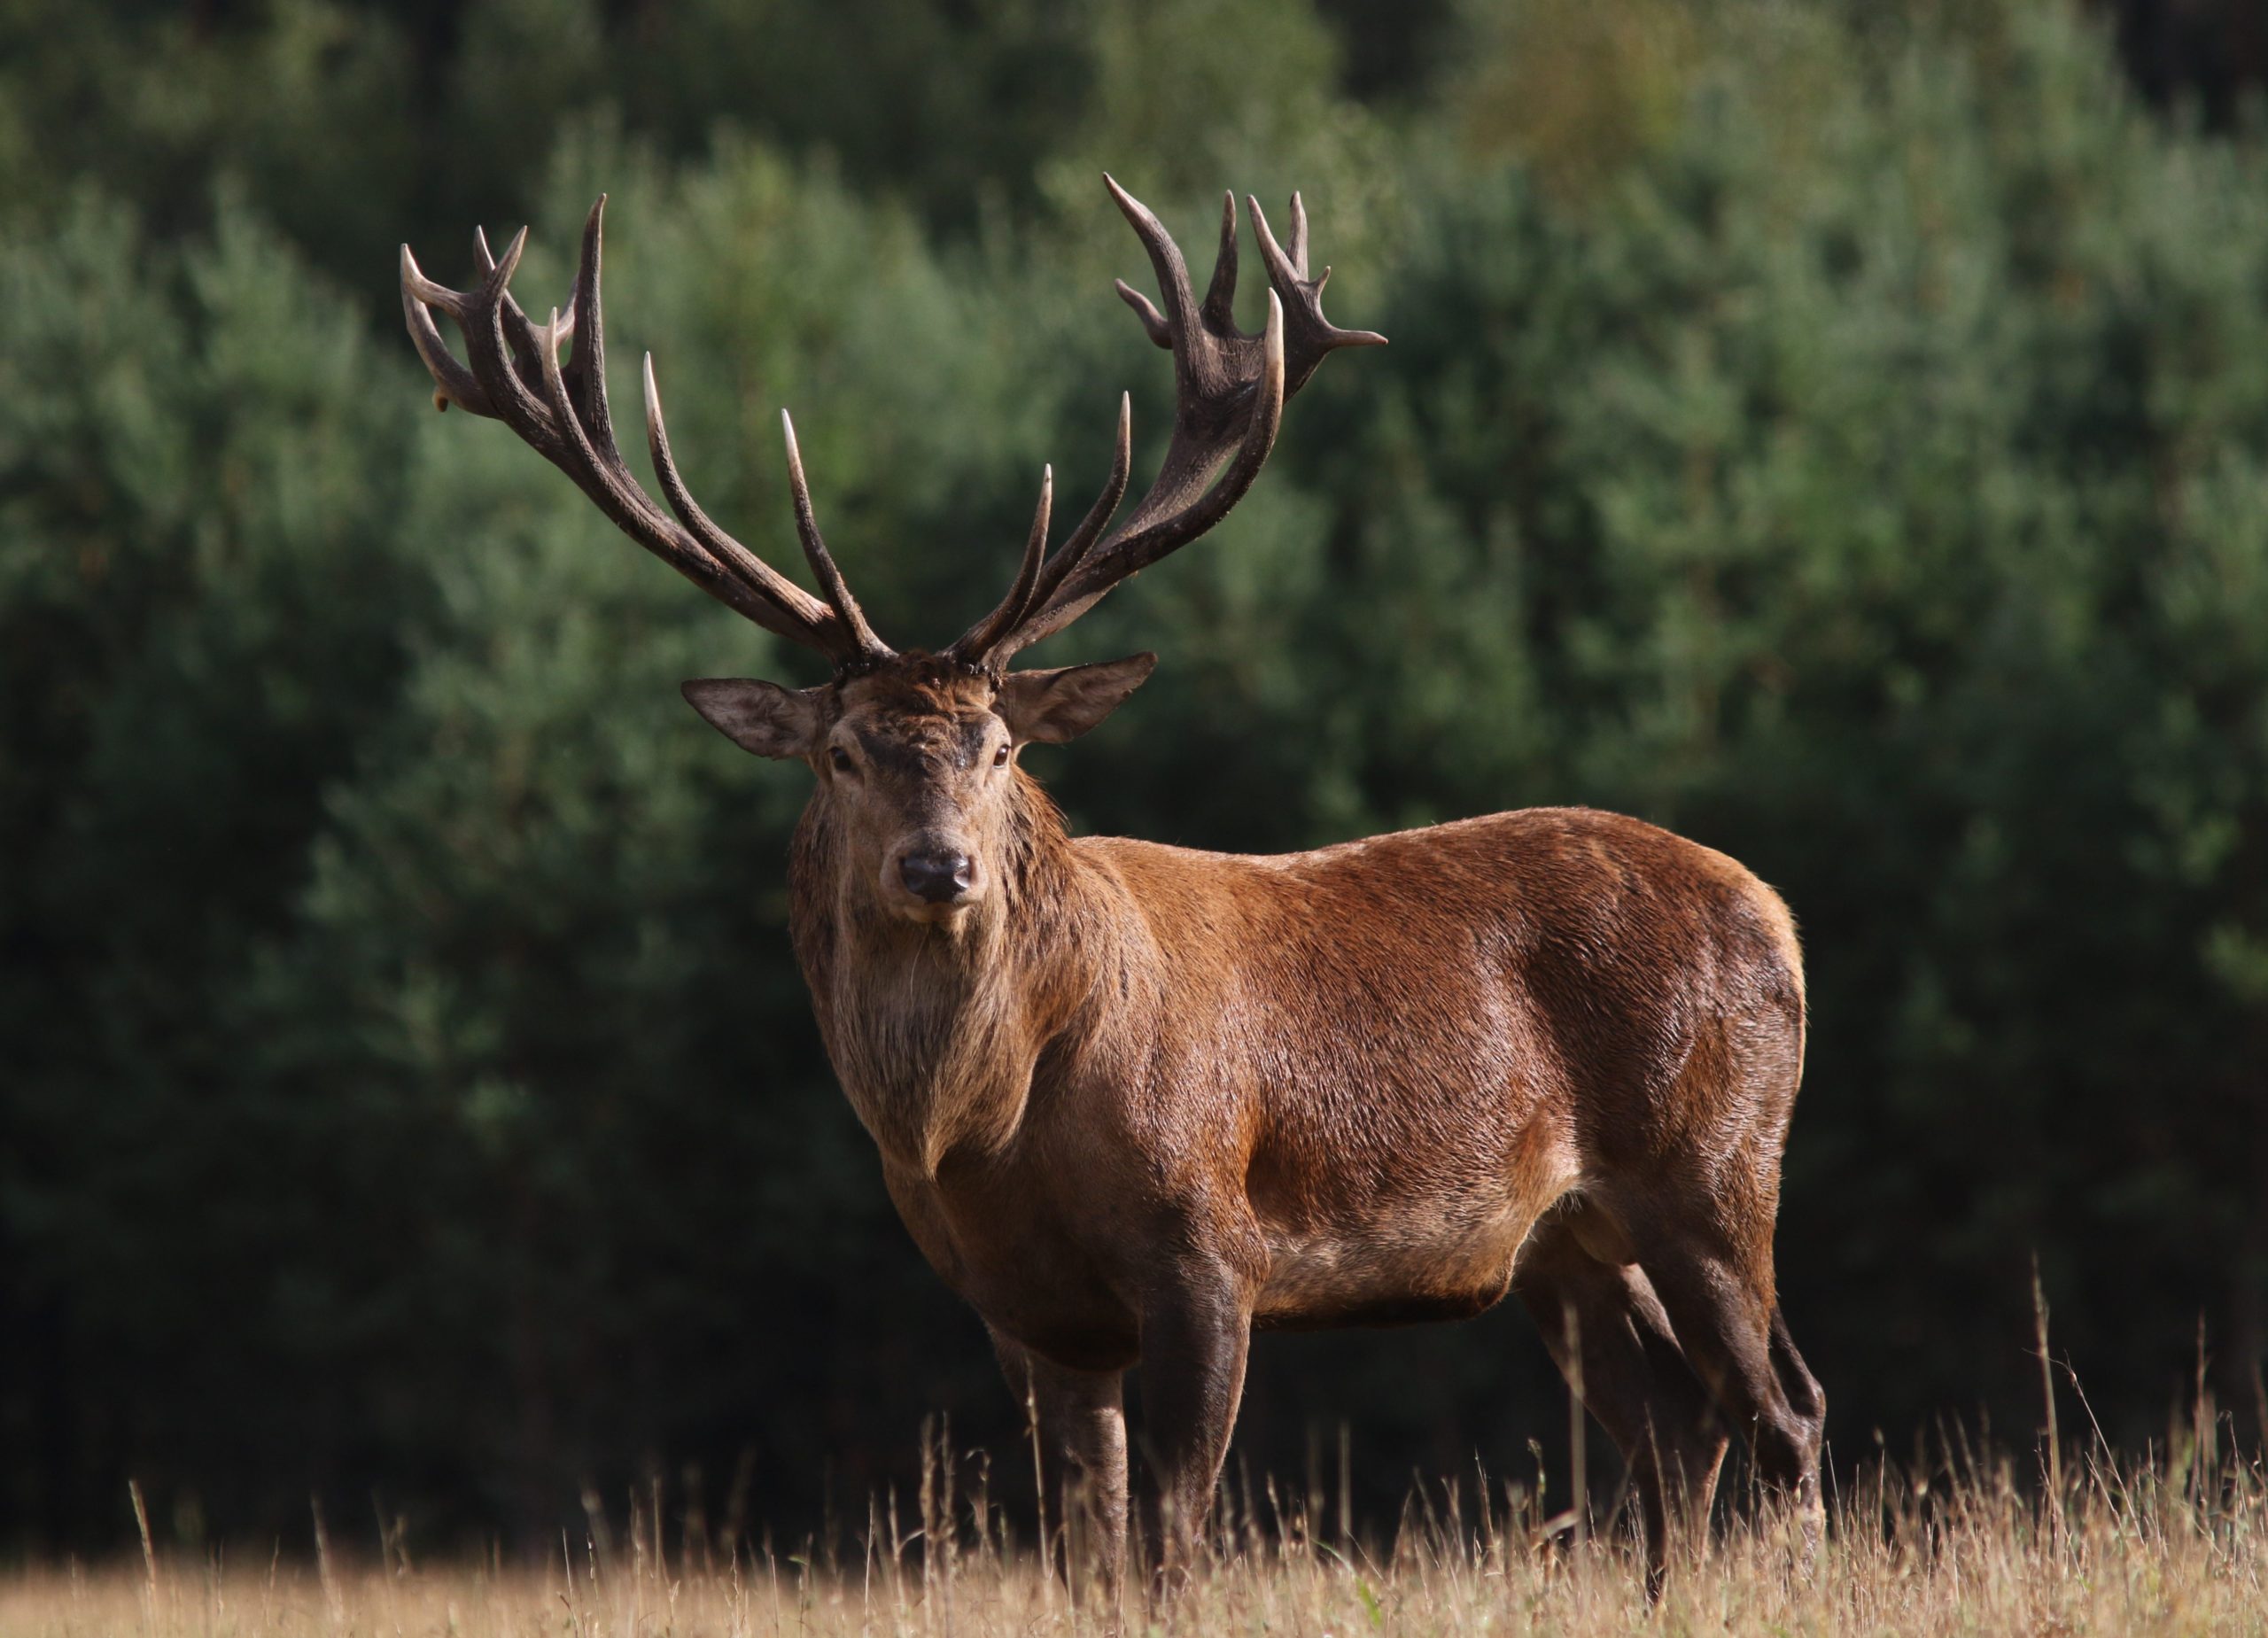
[886,833,983,917]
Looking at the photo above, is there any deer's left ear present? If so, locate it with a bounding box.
[996,654,1157,744]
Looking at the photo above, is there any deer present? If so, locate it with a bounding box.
[399,175,1825,1601]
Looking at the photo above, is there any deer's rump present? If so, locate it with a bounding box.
[1090,805,1808,1329]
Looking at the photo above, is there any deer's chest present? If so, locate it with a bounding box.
[878,1157,1141,1371]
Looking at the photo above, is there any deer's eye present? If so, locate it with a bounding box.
[993,742,1011,768]
[829,746,856,775]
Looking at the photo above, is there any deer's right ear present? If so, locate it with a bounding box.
[681,679,828,760]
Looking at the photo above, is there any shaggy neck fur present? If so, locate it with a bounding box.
[788,769,1119,1176]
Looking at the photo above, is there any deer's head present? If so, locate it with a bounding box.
[400,177,1380,925]
[683,654,1153,922]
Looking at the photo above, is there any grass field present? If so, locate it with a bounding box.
[5,1436,2264,1637]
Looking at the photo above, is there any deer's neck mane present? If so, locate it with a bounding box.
[788,773,1119,1177]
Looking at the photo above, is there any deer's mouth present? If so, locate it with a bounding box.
[886,891,983,927]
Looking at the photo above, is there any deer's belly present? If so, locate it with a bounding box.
[1251,1189,1565,1329]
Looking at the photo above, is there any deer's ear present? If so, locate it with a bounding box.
[996,654,1157,745]
[681,679,828,759]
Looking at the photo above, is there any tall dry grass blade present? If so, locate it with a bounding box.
[127,1479,158,1626]
[2033,1255,2065,1556]
[918,1418,938,1630]
[309,1494,344,1631]
[1339,1421,1354,1559]
[886,1481,911,1622]
[1565,1301,1588,1551]
[2193,1314,2216,1514]
[1022,1377,1053,1618]
[579,1485,613,1581]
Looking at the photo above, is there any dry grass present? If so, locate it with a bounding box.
[6,1438,2266,1637]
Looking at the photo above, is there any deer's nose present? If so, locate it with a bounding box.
[899,848,973,904]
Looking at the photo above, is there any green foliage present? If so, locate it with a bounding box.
[0,192,428,1533]
[4,0,2266,1556]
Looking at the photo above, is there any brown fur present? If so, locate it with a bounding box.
[738,655,1826,1600]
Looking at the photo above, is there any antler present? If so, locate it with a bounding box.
[400,198,892,671]
[951,177,1384,669]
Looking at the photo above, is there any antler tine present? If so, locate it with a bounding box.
[781,412,892,666]
[475,221,571,353]
[1200,190,1239,331]
[1104,173,1200,351]
[948,466,1053,664]
[400,245,490,414]
[1030,392,1133,606]
[952,392,1131,669]
[480,222,524,281]
[987,178,1377,660]
[560,197,610,446]
[400,203,864,661]
[400,243,468,316]
[1115,279,1171,349]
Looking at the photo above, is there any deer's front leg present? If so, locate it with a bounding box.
[990,1327,1129,1608]
[1138,1271,1253,1588]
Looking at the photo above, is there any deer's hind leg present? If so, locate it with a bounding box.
[1515,1204,1729,1595]
[1611,1192,1826,1549]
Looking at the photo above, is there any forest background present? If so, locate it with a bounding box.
[5,0,2268,1560]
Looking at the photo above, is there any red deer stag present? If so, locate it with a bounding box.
[400,178,1825,1596]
